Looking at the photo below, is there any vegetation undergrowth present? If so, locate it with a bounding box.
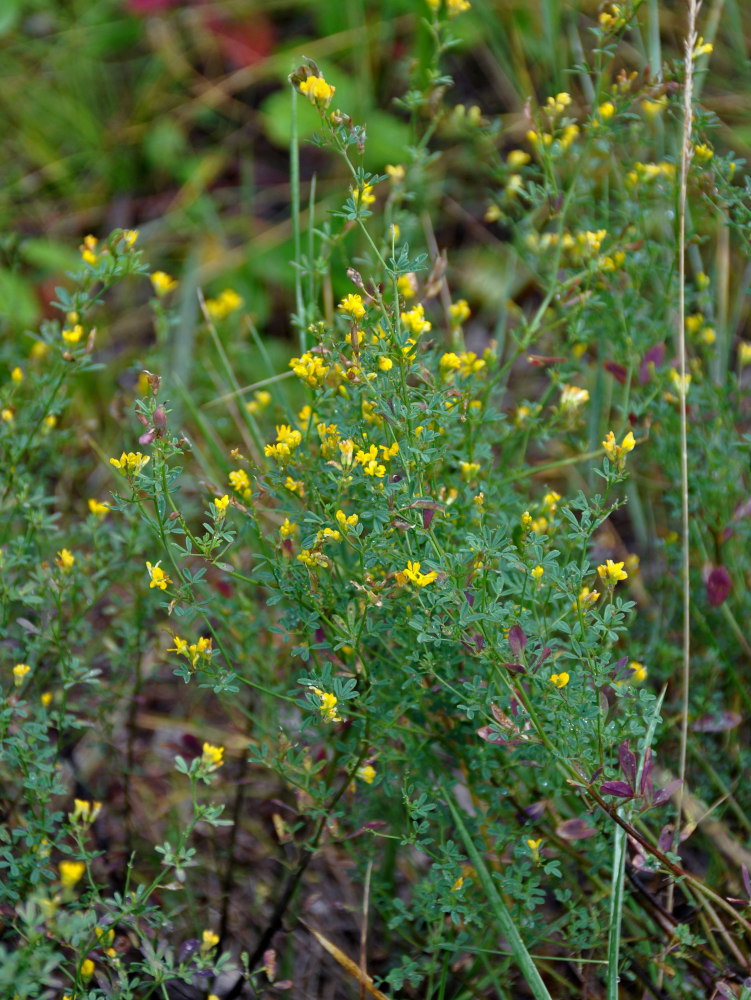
[4,2,751,998]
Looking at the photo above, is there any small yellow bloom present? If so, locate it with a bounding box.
[201,743,224,771]
[521,511,532,531]
[245,389,271,415]
[205,289,243,321]
[598,101,615,120]
[200,929,220,955]
[507,149,531,167]
[41,691,52,707]
[13,663,31,687]
[575,586,600,611]
[460,461,480,481]
[602,430,635,471]
[56,549,75,573]
[279,518,298,539]
[526,838,543,862]
[81,958,95,980]
[550,672,570,689]
[59,861,86,890]
[311,687,342,723]
[62,324,84,346]
[400,304,431,336]
[88,498,110,517]
[11,366,23,384]
[386,164,405,182]
[403,560,438,587]
[81,234,98,266]
[2,406,16,422]
[397,274,417,300]
[449,299,471,326]
[299,74,336,108]
[335,510,358,531]
[354,185,376,207]
[531,565,544,583]
[738,342,751,367]
[693,36,713,58]
[559,384,590,411]
[110,451,150,475]
[357,764,376,784]
[214,494,229,518]
[629,661,647,683]
[377,356,393,372]
[70,799,102,824]
[150,271,178,296]
[641,97,667,119]
[146,561,172,591]
[597,559,628,587]
[339,293,366,319]
[229,468,250,494]
[121,229,139,249]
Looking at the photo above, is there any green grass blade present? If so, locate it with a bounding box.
[443,785,553,1000]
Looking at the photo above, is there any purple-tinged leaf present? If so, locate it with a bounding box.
[464,589,475,607]
[650,779,682,807]
[691,711,742,733]
[508,625,527,659]
[706,565,732,607]
[734,497,751,521]
[422,508,435,530]
[657,824,674,853]
[604,360,628,384]
[534,646,552,670]
[639,747,653,798]
[502,661,526,675]
[600,780,635,798]
[619,740,637,788]
[556,817,598,840]
[639,342,666,385]
[524,800,548,821]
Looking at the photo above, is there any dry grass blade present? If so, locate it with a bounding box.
[300,920,391,1000]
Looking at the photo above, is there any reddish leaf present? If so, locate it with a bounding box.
[619,740,637,788]
[502,661,526,675]
[604,361,628,384]
[706,565,732,607]
[508,624,527,659]
[556,817,598,840]
[691,711,742,733]
[600,780,634,798]
[527,354,565,367]
[639,342,666,384]
[651,779,682,807]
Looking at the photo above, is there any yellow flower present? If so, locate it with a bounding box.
[289,351,330,388]
[559,384,589,411]
[299,74,336,108]
[59,861,86,890]
[507,149,531,167]
[597,559,628,587]
[397,274,417,301]
[311,687,342,723]
[88,498,109,517]
[279,518,298,539]
[694,143,713,164]
[357,764,376,784]
[353,185,376,207]
[335,510,358,531]
[201,743,224,772]
[521,511,533,531]
[150,271,178,296]
[693,36,713,58]
[81,958,95,980]
[205,289,243,321]
[11,366,23,384]
[229,468,250,494]
[460,461,480,481]
[13,663,31,687]
[401,303,431,336]
[598,101,615,120]
[245,389,272,415]
[338,293,366,320]
[121,229,139,249]
[738,342,751,367]
[403,560,438,587]
[629,661,647,684]
[550,672,569,689]
[41,691,52,707]
[641,97,667,119]
[56,549,75,573]
[81,234,98,265]
[449,299,471,326]
[602,430,635,471]
[146,561,172,591]
[386,164,405,182]
[70,799,102,824]
[110,451,150,475]
[62,324,84,346]
[447,0,471,14]
[575,586,600,611]
[531,565,544,583]
[214,495,229,518]
[526,838,543,862]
